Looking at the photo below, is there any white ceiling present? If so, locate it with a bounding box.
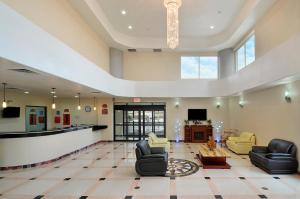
[0,58,111,98]
[70,0,277,51]
[96,0,245,38]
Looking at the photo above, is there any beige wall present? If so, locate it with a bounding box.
[0,92,54,132]
[228,80,300,165]
[254,0,300,58]
[2,0,110,72]
[115,97,230,140]
[123,52,217,81]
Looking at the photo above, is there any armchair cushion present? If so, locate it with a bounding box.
[151,147,165,154]
[252,146,269,153]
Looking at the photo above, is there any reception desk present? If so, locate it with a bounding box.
[0,125,107,169]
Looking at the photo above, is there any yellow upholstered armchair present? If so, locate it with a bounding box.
[226,132,256,154]
[148,132,170,152]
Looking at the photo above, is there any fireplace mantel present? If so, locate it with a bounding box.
[184,125,213,143]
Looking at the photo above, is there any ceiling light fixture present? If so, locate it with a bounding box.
[93,97,97,111]
[164,0,182,49]
[2,83,7,108]
[51,88,56,109]
[121,10,127,15]
[24,91,29,94]
[128,25,133,30]
[210,25,215,29]
[77,93,81,110]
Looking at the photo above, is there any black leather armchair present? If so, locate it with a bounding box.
[135,140,168,176]
[249,139,298,174]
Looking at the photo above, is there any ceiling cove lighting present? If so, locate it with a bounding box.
[77,93,81,110]
[93,97,97,111]
[164,0,182,49]
[2,83,7,108]
[51,88,56,109]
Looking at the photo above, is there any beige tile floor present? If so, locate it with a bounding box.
[0,142,299,199]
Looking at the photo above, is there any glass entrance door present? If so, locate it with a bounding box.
[114,103,166,141]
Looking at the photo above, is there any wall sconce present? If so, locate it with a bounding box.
[2,83,7,108]
[175,101,180,108]
[77,93,81,110]
[239,100,244,108]
[285,91,291,103]
[216,102,221,109]
[93,96,97,111]
[51,88,56,109]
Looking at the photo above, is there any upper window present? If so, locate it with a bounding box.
[181,56,218,79]
[236,34,255,71]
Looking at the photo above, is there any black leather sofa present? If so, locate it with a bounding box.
[135,140,168,176]
[249,139,298,174]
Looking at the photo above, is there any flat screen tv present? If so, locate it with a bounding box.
[188,109,207,121]
[2,107,20,118]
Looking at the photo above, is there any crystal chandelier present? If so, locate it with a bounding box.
[164,0,182,49]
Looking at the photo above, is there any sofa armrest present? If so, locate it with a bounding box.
[266,153,294,160]
[235,141,253,144]
[150,147,165,154]
[152,138,168,144]
[142,154,166,159]
[252,146,269,153]
[228,137,239,141]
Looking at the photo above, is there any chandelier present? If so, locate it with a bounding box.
[164,0,182,49]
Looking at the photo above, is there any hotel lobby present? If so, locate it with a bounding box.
[0,0,300,198]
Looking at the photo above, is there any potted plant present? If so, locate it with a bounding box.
[207,119,212,125]
[184,120,189,125]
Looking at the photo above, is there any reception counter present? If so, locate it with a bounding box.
[0,125,107,169]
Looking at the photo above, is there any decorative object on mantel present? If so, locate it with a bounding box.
[193,120,201,125]
[184,119,189,125]
[207,119,212,125]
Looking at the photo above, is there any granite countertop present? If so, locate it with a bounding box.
[0,125,108,139]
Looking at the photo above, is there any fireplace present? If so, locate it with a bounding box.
[185,125,212,143]
[193,131,205,141]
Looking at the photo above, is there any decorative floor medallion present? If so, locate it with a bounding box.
[165,158,199,177]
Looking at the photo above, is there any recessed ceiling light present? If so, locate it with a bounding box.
[24,91,29,94]
[210,25,215,29]
[128,25,133,30]
[121,10,127,15]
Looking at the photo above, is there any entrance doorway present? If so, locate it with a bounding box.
[114,103,166,141]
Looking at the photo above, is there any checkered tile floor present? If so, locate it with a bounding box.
[0,142,299,199]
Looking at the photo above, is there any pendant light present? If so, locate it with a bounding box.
[51,88,56,109]
[2,83,7,108]
[77,93,81,110]
[93,96,97,111]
